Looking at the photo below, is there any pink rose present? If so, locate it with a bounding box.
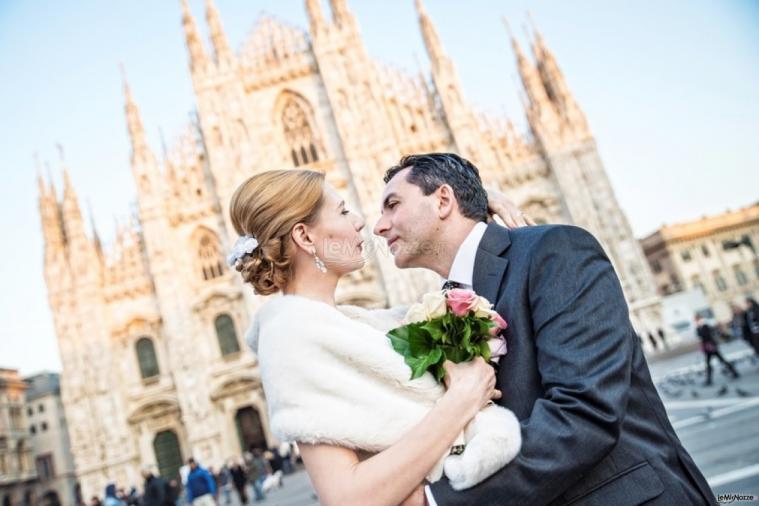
[446,288,478,317]
[489,312,508,335]
[488,335,508,363]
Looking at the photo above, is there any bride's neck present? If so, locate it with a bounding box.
[283,269,340,307]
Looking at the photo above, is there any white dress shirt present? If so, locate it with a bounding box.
[427,221,488,506]
[441,221,488,289]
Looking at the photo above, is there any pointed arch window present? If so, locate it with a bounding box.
[281,99,319,166]
[215,313,240,356]
[198,233,225,281]
[136,337,159,379]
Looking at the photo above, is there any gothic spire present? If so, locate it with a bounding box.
[37,157,65,255]
[121,66,154,166]
[503,17,551,110]
[526,13,589,136]
[180,0,211,73]
[415,0,448,73]
[305,0,327,34]
[59,151,86,248]
[330,0,355,27]
[205,0,234,65]
[87,199,103,257]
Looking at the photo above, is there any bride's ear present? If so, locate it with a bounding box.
[291,223,314,254]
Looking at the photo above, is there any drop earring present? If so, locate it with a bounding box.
[312,248,327,274]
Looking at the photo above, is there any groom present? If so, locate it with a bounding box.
[374,153,715,505]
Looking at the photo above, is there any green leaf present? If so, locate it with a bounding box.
[461,322,472,349]
[433,365,447,383]
[421,320,445,342]
[410,347,443,379]
[478,340,492,361]
[408,327,432,356]
[387,329,410,356]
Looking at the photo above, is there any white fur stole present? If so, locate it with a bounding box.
[247,295,521,489]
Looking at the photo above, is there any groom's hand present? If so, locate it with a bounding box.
[399,484,427,506]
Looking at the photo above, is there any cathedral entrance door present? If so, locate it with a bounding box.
[235,406,266,452]
[153,430,183,481]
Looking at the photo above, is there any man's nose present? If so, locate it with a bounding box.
[373,215,388,237]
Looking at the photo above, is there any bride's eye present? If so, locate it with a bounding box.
[341,209,350,215]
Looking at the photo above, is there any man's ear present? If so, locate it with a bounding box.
[436,184,455,219]
[291,223,314,254]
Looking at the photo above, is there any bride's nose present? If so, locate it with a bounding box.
[354,214,365,232]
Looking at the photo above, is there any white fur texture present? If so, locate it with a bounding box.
[444,403,522,490]
[247,295,521,488]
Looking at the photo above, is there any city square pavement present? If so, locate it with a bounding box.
[223,340,759,505]
[649,340,759,499]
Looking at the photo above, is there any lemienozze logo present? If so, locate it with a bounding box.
[717,494,757,504]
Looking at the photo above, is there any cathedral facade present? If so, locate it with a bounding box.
[37,0,662,498]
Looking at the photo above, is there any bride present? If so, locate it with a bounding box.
[229,169,529,505]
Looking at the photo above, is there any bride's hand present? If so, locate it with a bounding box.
[486,188,536,228]
[443,357,501,417]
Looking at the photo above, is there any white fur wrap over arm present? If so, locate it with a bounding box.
[247,295,521,488]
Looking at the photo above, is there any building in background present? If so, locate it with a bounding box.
[36,0,663,498]
[641,202,759,324]
[24,373,77,506]
[0,369,37,506]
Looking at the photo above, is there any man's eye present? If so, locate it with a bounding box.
[388,202,398,209]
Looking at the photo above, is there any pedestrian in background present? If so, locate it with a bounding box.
[165,480,180,506]
[185,458,217,506]
[696,314,740,386]
[245,449,268,502]
[647,331,658,351]
[215,464,232,505]
[140,467,168,506]
[229,457,248,504]
[743,297,759,356]
[103,485,123,506]
[657,327,669,350]
[279,442,293,474]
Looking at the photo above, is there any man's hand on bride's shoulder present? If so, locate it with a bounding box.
[486,188,536,228]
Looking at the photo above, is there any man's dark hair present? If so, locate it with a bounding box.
[383,153,488,222]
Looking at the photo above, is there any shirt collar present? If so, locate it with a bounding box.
[444,221,488,288]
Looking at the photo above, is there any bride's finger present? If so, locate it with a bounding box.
[524,213,537,226]
[502,213,518,229]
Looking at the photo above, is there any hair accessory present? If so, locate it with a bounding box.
[227,235,259,268]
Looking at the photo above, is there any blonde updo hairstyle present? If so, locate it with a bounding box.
[229,169,326,295]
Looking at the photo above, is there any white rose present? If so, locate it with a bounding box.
[404,303,427,324]
[404,292,448,323]
[420,291,448,319]
[473,296,495,319]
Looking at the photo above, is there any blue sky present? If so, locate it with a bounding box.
[1,1,758,375]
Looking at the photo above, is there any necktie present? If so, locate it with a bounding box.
[442,280,463,291]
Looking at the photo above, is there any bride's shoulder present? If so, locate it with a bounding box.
[248,295,328,350]
[257,295,330,324]
[336,304,408,331]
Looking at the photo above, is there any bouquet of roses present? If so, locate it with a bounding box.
[388,288,508,382]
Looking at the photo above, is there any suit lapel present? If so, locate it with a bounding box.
[472,223,512,303]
